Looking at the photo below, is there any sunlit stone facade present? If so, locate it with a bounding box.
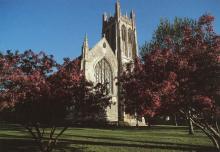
[80,1,145,126]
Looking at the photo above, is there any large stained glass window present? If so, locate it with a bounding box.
[95,59,113,93]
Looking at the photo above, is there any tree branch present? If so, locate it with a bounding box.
[190,117,220,149]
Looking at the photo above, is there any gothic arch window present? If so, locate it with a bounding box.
[121,25,127,56]
[128,29,133,44]
[95,58,113,94]
[128,28,134,58]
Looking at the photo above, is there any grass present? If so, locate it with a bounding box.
[0,123,216,152]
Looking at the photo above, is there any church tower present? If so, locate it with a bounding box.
[102,0,138,122]
[80,1,144,125]
[102,1,138,63]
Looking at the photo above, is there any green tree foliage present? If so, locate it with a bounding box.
[140,17,198,56]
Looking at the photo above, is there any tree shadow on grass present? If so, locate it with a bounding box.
[87,125,189,131]
[0,138,87,152]
[0,136,216,152]
[60,136,217,152]
[0,138,38,152]
[0,123,25,131]
[64,134,210,148]
[0,123,216,152]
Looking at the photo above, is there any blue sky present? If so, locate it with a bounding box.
[0,0,220,63]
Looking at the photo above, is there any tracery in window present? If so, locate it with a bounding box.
[95,59,113,93]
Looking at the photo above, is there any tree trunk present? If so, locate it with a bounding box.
[136,116,139,127]
[179,110,220,151]
[147,117,151,128]
[174,114,178,126]
[188,118,194,135]
[25,125,68,152]
[189,117,220,151]
[188,110,194,135]
[214,139,220,151]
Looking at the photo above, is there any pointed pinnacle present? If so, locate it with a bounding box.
[84,33,88,43]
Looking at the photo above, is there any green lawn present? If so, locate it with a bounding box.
[0,123,216,152]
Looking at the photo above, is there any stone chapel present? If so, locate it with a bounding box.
[80,1,145,126]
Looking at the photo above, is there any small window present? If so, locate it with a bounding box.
[103,42,106,48]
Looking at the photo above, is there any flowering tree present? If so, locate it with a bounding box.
[121,14,220,150]
[0,50,63,152]
[141,16,208,134]
[175,15,220,148]
[120,48,179,126]
[0,51,111,152]
[50,58,112,125]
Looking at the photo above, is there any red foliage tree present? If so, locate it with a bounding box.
[0,50,69,152]
[176,15,220,148]
[50,58,112,125]
[121,14,220,150]
[119,52,176,126]
[0,50,111,152]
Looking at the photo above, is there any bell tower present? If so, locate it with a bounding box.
[102,0,138,64]
[102,0,138,122]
